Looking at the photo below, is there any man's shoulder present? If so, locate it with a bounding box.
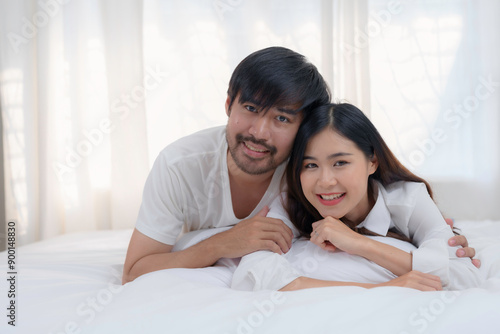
[159,126,226,163]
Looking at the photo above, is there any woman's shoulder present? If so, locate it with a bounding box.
[377,181,432,234]
[379,181,428,206]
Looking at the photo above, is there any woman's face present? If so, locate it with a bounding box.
[299,128,378,224]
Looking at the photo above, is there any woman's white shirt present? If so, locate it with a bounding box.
[231,181,482,291]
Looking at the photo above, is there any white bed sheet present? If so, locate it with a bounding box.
[1,221,499,334]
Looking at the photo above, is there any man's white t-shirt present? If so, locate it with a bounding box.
[135,126,286,245]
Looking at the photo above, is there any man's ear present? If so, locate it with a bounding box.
[225,95,231,117]
[369,154,379,175]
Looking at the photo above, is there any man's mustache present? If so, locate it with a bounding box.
[236,134,277,155]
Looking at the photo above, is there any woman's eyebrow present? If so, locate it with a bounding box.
[303,152,353,160]
[327,152,353,159]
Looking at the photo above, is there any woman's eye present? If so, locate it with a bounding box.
[276,115,289,123]
[303,163,317,169]
[334,161,348,167]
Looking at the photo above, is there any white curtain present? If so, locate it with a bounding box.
[1,0,498,246]
[366,0,500,220]
[0,0,150,245]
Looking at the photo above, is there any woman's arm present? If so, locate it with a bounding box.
[397,183,483,289]
[310,217,413,276]
[280,271,442,291]
[231,247,441,292]
[231,192,441,292]
[348,236,412,276]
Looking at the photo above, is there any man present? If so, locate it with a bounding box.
[122,47,477,284]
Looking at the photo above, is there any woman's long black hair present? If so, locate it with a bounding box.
[286,103,434,240]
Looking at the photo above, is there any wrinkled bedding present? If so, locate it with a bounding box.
[1,220,499,334]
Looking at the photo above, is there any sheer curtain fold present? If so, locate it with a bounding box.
[1,0,149,245]
[1,0,42,244]
[332,0,372,114]
[101,0,149,230]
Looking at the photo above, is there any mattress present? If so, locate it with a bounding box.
[1,220,499,334]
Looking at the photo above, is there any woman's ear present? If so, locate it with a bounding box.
[368,154,379,175]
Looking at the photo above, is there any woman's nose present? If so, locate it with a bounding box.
[317,168,337,188]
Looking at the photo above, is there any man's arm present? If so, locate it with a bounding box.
[122,206,293,284]
[122,229,220,284]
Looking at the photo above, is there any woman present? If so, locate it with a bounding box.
[231,103,482,291]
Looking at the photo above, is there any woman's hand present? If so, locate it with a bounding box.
[310,216,365,254]
[310,216,413,276]
[377,271,442,291]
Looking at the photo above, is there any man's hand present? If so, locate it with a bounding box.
[211,206,293,259]
[448,234,481,268]
[446,218,481,268]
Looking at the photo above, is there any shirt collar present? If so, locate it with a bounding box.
[356,183,391,236]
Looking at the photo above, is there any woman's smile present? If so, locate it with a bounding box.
[316,192,346,206]
[300,128,378,224]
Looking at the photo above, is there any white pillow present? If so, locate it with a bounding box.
[284,236,416,284]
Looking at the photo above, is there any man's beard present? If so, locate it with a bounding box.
[226,132,282,175]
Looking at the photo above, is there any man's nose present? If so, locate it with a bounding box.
[249,116,271,140]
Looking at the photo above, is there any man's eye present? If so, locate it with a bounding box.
[245,105,258,113]
[276,115,290,123]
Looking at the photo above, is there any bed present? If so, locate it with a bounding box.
[2,220,500,334]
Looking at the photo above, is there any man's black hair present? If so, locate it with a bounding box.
[227,46,331,115]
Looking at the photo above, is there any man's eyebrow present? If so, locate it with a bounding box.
[277,107,300,115]
[242,98,260,106]
[303,152,353,160]
[239,98,300,115]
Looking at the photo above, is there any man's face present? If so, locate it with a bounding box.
[225,94,303,175]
